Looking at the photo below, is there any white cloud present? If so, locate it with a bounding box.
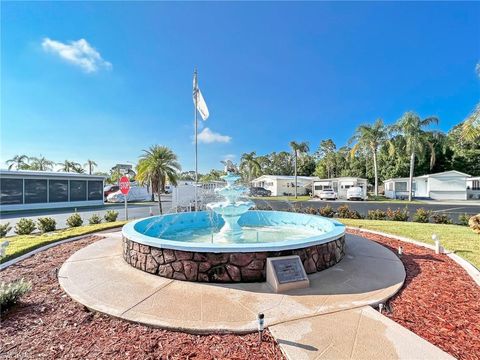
[223,154,236,161]
[42,38,112,73]
[197,128,231,144]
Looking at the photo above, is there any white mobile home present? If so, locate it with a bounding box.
[251,175,319,196]
[313,177,368,199]
[384,171,471,200]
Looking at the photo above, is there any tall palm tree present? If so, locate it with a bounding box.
[350,119,391,196]
[58,160,82,173]
[84,159,98,175]
[6,155,29,170]
[394,112,439,201]
[136,145,181,214]
[240,152,261,182]
[289,141,310,198]
[460,104,480,142]
[29,156,54,171]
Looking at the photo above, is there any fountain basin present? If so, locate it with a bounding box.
[122,210,346,282]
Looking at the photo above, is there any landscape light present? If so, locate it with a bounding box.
[398,246,403,256]
[258,313,265,343]
[149,207,153,216]
[433,234,441,254]
[378,303,384,314]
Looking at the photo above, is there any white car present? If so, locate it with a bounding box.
[346,186,365,201]
[318,189,337,200]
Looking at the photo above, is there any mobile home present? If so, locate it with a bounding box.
[313,177,368,199]
[251,175,319,196]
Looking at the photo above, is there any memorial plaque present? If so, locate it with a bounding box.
[266,255,309,293]
[271,258,308,284]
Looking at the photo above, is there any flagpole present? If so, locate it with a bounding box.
[194,68,198,211]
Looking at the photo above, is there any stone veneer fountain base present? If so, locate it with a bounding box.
[122,235,345,283]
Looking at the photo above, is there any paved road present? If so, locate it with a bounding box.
[0,196,173,235]
[252,198,480,223]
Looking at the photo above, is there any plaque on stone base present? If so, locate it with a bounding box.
[266,255,310,293]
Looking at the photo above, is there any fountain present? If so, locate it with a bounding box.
[122,163,346,283]
[206,165,254,241]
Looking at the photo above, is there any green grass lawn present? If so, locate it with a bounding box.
[1,221,127,264]
[339,218,480,268]
[251,195,311,202]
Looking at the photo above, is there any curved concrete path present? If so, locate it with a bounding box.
[59,232,405,333]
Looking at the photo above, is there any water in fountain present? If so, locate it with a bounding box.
[206,171,254,241]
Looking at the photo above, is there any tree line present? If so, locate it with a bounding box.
[6,156,98,175]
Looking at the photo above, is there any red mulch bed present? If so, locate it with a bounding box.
[0,236,284,360]
[348,228,480,360]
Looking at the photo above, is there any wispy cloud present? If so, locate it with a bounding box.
[223,154,236,161]
[198,128,231,144]
[42,38,112,73]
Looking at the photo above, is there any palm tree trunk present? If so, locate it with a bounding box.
[150,180,154,202]
[373,151,378,196]
[294,153,298,198]
[408,151,415,201]
[157,178,163,214]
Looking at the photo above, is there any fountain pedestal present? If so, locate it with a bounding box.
[206,172,253,241]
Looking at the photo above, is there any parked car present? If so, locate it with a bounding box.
[104,185,119,199]
[318,189,337,200]
[249,187,272,197]
[346,186,365,201]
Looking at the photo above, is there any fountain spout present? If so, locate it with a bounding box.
[206,170,254,241]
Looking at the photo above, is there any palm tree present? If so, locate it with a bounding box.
[240,152,261,182]
[136,145,181,214]
[394,112,439,201]
[460,104,480,142]
[350,119,390,196]
[84,159,98,175]
[29,156,54,171]
[6,155,29,170]
[58,160,82,173]
[289,141,310,198]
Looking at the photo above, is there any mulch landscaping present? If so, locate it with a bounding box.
[0,236,284,360]
[348,228,480,360]
[1,231,479,359]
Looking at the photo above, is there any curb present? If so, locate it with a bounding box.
[0,227,123,271]
[346,226,480,287]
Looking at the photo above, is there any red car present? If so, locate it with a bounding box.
[104,185,119,199]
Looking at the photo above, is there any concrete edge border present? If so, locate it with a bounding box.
[0,227,123,271]
[346,226,480,287]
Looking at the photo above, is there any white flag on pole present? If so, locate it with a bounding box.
[193,73,209,120]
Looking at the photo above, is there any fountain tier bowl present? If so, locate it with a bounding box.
[122,210,346,283]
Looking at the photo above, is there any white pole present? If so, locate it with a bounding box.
[124,194,128,220]
[194,68,198,211]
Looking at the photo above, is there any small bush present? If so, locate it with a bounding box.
[386,207,409,222]
[0,278,32,313]
[336,205,362,219]
[303,207,319,215]
[431,213,452,224]
[468,214,480,234]
[66,213,83,228]
[104,210,119,222]
[37,217,56,233]
[88,214,102,225]
[318,205,335,218]
[458,213,471,226]
[14,218,36,235]
[413,208,431,223]
[367,209,387,220]
[0,223,12,238]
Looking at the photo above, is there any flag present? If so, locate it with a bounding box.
[193,72,209,120]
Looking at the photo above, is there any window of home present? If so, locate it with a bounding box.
[472,180,480,190]
[396,182,407,191]
[70,180,87,202]
[49,180,68,202]
[88,181,103,200]
[0,178,23,204]
[24,179,48,204]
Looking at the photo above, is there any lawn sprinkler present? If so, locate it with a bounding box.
[257,313,265,343]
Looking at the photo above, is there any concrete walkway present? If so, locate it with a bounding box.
[58,232,452,358]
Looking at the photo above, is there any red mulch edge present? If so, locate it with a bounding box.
[347,228,480,360]
[0,236,284,360]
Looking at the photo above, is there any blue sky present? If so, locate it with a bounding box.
[1,1,479,173]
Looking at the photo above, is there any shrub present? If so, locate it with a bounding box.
[14,218,36,235]
[367,209,387,220]
[66,213,83,228]
[37,217,56,233]
[0,278,32,313]
[468,214,480,234]
[458,213,471,226]
[0,223,12,238]
[104,210,119,222]
[318,205,335,218]
[336,205,362,219]
[431,213,452,224]
[413,208,431,223]
[386,207,409,222]
[88,214,102,225]
[303,207,318,215]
